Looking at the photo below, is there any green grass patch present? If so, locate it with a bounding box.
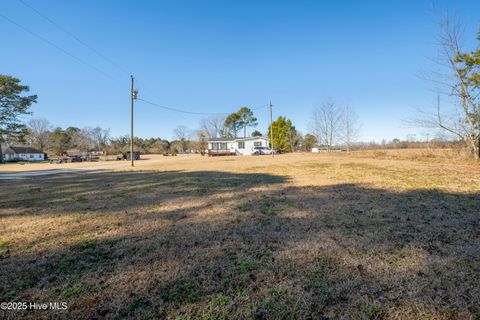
[369,302,385,319]
[258,288,298,320]
[226,249,274,275]
[64,284,84,298]
[72,238,98,251]
[1,280,31,301]
[159,277,203,305]
[117,296,152,319]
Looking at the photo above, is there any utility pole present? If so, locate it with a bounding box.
[130,75,135,167]
[269,100,274,158]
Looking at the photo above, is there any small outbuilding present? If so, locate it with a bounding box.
[2,146,45,162]
[311,145,343,153]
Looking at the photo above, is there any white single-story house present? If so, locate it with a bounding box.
[207,137,270,156]
[2,146,45,162]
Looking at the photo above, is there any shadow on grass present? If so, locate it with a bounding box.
[0,170,479,319]
[0,169,286,218]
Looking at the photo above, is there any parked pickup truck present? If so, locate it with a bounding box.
[123,151,140,161]
[252,146,274,155]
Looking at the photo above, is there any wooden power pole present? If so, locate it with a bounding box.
[269,100,274,158]
[130,75,135,167]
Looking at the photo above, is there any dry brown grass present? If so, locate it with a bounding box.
[0,150,479,319]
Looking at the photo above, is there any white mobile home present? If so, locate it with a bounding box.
[311,145,343,153]
[207,137,270,156]
[3,146,45,162]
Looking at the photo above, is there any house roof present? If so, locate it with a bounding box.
[207,136,267,142]
[6,146,43,154]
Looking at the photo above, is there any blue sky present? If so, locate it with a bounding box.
[2,0,479,141]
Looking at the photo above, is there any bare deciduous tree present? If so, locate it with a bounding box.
[199,116,226,138]
[339,105,361,153]
[412,15,480,159]
[173,125,188,141]
[26,118,51,151]
[195,130,208,155]
[173,125,190,152]
[89,127,110,152]
[310,99,342,151]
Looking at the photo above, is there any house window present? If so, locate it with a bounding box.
[210,142,228,150]
[254,141,262,147]
[30,154,34,158]
[238,141,245,149]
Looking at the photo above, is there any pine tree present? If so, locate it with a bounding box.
[0,75,37,162]
[268,116,297,153]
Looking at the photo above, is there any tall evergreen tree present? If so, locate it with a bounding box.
[268,116,297,153]
[237,107,257,137]
[251,130,262,137]
[49,128,71,156]
[224,113,241,137]
[453,36,480,158]
[0,75,37,162]
[303,133,317,151]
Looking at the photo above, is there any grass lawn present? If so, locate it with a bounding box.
[0,151,479,319]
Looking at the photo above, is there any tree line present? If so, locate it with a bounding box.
[2,14,479,161]
[0,74,430,159]
[25,120,176,156]
[0,72,466,162]
[20,100,362,157]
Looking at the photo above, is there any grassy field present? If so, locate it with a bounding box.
[0,151,479,319]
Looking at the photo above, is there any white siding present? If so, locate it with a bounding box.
[241,139,262,155]
[208,137,269,156]
[5,153,44,162]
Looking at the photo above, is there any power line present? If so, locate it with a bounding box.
[137,98,268,116]
[0,12,121,83]
[17,0,152,91]
[17,0,131,77]
[0,10,267,118]
[138,98,229,115]
[4,3,270,120]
